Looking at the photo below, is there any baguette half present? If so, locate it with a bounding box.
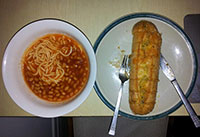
[129,20,162,115]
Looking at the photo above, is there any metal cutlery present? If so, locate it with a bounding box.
[160,54,200,128]
[108,55,129,136]
[109,54,199,136]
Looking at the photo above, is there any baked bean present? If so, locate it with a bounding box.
[61,92,66,95]
[62,63,66,68]
[48,95,53,98]
[29,78,33,81]
[57,98,62,102]
[80,69,83,73]
[42,91,46,95]
[35,87,40,90]
[72,52,76,56]
[31,85,34,89]
[61,85,64,89]
[55,90,59,93]
[73,84,77,89]
[39,81,42,85]
[68,78,72,83]
[83,77,87,82]
[70,92,73,96]
[49,91,53,94]
[56,93,60,97]
[23,34,90,103]
[64,86,69,91]
[67,89,72,93]
[73,77,77,81]
[56,87,60,90]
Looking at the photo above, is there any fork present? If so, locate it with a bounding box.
[108,55,129,136]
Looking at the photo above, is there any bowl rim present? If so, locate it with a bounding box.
[93,13,198,120]
[2,18,97,117]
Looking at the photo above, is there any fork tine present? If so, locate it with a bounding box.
[125,55,129,67]
[121,55,128,68]
[125,55,130,77]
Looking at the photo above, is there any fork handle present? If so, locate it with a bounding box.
[108,83,124,136]
[172,79,200,128]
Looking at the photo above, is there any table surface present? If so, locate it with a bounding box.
[0,0,200,116]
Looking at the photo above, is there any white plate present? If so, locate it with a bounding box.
[2,19,96,118]
[94,13,197,119]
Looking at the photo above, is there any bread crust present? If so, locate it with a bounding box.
[129,20,162,115]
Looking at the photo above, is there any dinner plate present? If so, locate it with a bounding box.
[94,13,197,119]
[2,19,96,118]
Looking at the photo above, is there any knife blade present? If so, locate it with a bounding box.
[160,54,200,128]
[160,54,175,81]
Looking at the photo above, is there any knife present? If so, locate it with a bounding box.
[160,54,200,128]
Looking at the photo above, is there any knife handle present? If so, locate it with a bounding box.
[172,79,200,128]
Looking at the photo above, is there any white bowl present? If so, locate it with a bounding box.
[2,19,96,118]
[94,13,197,119]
